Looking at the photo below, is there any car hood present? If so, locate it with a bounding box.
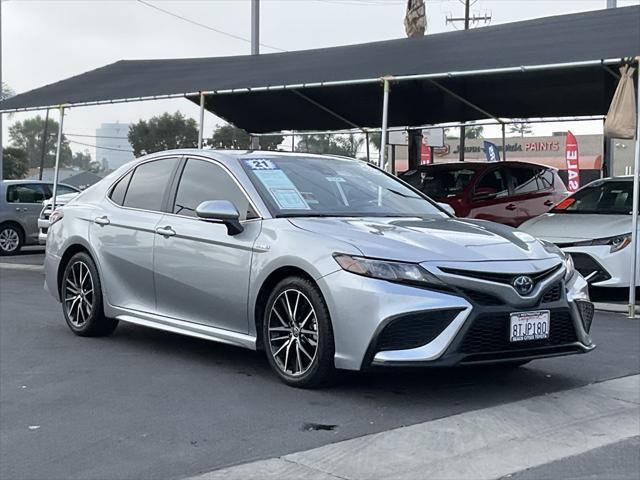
[519,213,632,243]
[289,216,553,263]
[43,192,79,207]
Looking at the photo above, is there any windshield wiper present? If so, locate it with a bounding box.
[385,188,420,199]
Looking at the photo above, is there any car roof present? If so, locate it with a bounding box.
[405,161,555,171]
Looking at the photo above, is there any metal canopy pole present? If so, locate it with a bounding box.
[502,123,507,161]
[198,92,205,149]
[629,62,640,319]
[380,78,391,171]
[51,106,65,213]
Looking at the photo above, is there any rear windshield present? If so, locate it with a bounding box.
[553,180,635,215]
[401,167,478,198]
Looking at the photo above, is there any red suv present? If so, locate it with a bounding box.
[400,161,568,227]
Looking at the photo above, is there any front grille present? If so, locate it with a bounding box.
[439,264,561,285]
[576,301,594,333]
[541,282,562,303]
[460,289,502,306]
[376,309,462,352]
[459,309,577,354]
[569,253,611,283]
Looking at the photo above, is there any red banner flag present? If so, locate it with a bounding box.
[420,142,432,165]
[565,131,580,192]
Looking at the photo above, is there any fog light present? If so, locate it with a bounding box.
[576,301,594,333]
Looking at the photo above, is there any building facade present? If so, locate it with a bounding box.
[95,122,134,172]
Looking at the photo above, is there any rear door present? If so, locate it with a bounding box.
[153,157,261,332]
[5,183,48,243]
[507,166,558,225]
[89,156,180,313]
[466,167,513,225]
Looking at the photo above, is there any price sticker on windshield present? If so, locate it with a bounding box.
[244,159,277,170]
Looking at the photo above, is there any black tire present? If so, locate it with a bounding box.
[61,252,118,337]
[263,276,335,388]
[0,223,23,256]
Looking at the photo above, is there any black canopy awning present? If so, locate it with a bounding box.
[1,6,638,132]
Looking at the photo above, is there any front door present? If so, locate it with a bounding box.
[466,167,515,225]
[5,183,48,244]
[153,157,261,333]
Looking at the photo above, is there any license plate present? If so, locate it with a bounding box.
[509,310,550,342]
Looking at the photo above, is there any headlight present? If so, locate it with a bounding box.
[563,254,574,281]
[333,254,443,287]
[562,233,632,253]
[49,209,64,226]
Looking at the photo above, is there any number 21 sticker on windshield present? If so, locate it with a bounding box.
[244,159,276,170]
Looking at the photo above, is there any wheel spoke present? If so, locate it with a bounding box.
[298,310,314,329]
[298,341,314,361]
[273,338,291,358]
[269,326,290,332]
[270,335,290,342]
[292,291,300,322]
[272,307,289,328]
[283,340,293,372]
[300,328,317,337]
[284,292,294,322]
[295,342,302,373]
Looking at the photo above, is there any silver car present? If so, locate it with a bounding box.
[0,180,79,255]
[44,150,594,387]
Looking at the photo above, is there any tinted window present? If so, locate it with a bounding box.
[54,185,79,196]
[538,169,555,189]
[401,167,477,199]
[511,167,540,195]
[173,159,255,220]
[123,159,176,211]
[474,168,509,199]
[109,171,133,206]
[6,184,48,203]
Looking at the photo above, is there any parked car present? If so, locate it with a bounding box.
[38,191,81,244]
[399,162,568,227]
[44,150,593,387]
[520,176,639,289]
[0,180,80,255]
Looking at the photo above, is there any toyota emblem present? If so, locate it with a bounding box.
[513,275,534,295]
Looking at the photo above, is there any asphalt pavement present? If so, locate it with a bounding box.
[1,256,639,480]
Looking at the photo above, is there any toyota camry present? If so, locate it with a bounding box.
[44,150,595,387]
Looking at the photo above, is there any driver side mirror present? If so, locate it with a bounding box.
[195,200,244,236]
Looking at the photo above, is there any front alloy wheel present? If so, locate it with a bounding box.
[264,276,335,388]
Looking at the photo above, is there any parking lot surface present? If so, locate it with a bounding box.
[1,260,639,480]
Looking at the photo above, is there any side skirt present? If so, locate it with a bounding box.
[115,310,257,350]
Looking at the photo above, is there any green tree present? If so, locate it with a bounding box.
[508,120,533,138]
[296,133,364,157]
[70,149,93,170]
[1,82,14,101]
[128,111,198,156]
[464,123,484,139]
[2,147,29,179]
[8,116,72,169]
[87,161,104,174]
[209,124,283,151]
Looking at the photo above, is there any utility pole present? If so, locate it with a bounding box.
[446,0,491,162]
[250,0,260,149]
[602,0,617,176]
[606,0,617,8]
[0,0,3,180]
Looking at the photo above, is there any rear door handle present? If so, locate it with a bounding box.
[156,226,176,237]
[94,216,110,226]
[544,200,554,206]
[505,203,517,211]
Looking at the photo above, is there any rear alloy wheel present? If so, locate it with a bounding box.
[61,252,118,337]
[0,224,22,255]
[264,277,335,388]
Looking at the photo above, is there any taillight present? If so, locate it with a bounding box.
[49,209,64,226]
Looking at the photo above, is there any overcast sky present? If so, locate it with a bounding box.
[2,0,639,158]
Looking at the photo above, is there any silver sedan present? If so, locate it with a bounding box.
[44,150,594,387]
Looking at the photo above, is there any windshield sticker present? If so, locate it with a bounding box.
[270,188,310,210]
[254,169,310,210]
[244,159,277,170]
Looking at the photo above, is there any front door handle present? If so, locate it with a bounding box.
[544,200,554,206]
[156,226,176,237]
[505,203,517,211]
[94,216,110,226]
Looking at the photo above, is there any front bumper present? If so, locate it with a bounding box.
[318,265,594,371]
[562,245,637,288]
[37,217,49,245]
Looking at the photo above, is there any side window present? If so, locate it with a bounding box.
[173,159,255,220]
[6,184,48,203]
[123,159,176,211]
[109,171,133,206]
[510,167,540,195]
[538,169,555,190]
[55,185,79,196]
[474,168,508,200]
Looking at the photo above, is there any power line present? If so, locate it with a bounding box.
[66,133,129,140]
[136,0,286,52]
[69,139,134,153]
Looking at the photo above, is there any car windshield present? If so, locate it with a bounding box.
[400,167,478,198]
[241,156,444,218]
[553,180,635,215]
